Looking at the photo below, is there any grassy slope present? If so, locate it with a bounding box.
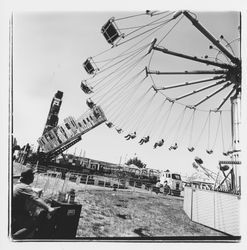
[75,189,225,238]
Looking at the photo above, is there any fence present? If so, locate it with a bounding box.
[31,168,156,200]
[183,187,240,236]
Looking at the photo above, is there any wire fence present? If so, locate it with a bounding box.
[31,165,158,201]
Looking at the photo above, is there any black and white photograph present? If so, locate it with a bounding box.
[2,0,247,246]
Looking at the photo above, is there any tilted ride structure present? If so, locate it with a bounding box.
[37,99,106,161]
[79,10,241,193]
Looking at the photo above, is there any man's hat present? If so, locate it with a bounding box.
[20,168,36,179]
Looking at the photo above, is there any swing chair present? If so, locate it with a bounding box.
[185,109,196,152]
[139,135,150,145]
[105,121,114,128]
[220,112,230,157]
[153,101,175,150]
[169,142,178,151]
[188,147,195,152]
[145,10,158,16]
[86,98,96,109]
[83,57,99,75]
[80,80,93,94]
[153,139,164,149]
[116,128,123,134]
[125,131,136,140]
[101,18,124,45]
[206,111,225,156]
[93,108,100,119]
[195,156,203,165]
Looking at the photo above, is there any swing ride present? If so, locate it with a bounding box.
[193,156,240,194]
[78,10,241,193]
[30,10,241,195]
[79,10,240,155]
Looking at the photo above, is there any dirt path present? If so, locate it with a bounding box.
[75,189,225,238]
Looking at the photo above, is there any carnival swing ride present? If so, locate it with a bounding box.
[80,10,241,193]
[38,11,241,193]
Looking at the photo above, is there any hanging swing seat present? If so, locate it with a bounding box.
[195,157,203,165]
[169,143,178,151]
[116,128,123,134]
[188,147,195,152]
[192,162,198,169]
[220,165,230,171]
[124,132,136,140]
[81,81,94,94]
[206,149,213,154]
[101,18,123,45]
[86,98,96,109]
[106,121,114,128]
[93,109,100,118]
[154,139,164,148]
[139,136,150,145]
[83,58,98,75]
[144,136,150,143]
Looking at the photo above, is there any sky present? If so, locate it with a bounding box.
[12,10,241,177]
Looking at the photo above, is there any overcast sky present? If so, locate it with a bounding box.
[12,10,241,176]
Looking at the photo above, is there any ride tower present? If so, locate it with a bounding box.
[42,90,63,135]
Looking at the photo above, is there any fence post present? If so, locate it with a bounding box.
[75,175,81,192]
[33,173,40,187]
[213,190,216,229]
[61,172,70,193]
[191,187,194,220]
[125,179,129,189]
[43,171,51,194]
[51,172,61,197]
[83,175,87,191]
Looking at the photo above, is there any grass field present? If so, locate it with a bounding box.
[75,189,225,238]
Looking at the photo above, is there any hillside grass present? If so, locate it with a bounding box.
[75,189,225,238]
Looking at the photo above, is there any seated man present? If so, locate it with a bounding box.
[105,121,113,128]
[12,168,59,239]
[116,128,123,134]
[139,136,150,145]
[153,139,164,149]
[206,149,213,154]
[130,132,137,139]
[169,142,178,151]
[188,147,195,152]
[125,131,136,140]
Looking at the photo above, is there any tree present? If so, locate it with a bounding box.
[126,157,146,169]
